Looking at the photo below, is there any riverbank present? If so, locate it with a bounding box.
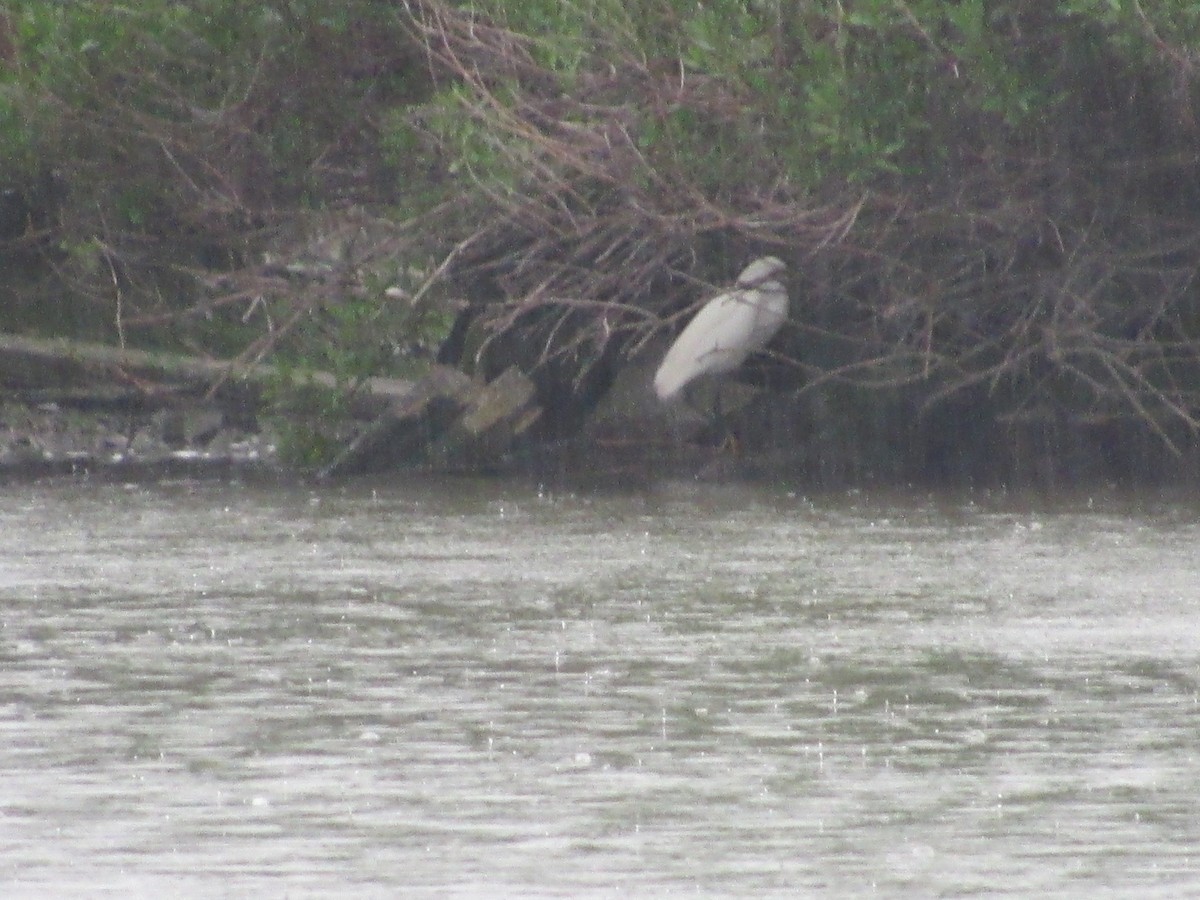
[0,395,276,482]
[2,331,1196,490]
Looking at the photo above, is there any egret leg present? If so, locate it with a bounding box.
[679,381,740,453]
[712,386,743,455]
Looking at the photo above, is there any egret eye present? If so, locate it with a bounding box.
[654,256,788,402]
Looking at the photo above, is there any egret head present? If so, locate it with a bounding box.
[735,256,786,288]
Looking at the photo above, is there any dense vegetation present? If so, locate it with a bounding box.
[4,1,1200,482]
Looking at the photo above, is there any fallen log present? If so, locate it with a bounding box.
[0,331,416,418]
[318,365,474,477]
[319,364,541,477]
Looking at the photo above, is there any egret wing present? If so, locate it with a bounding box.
[654,288,762,399]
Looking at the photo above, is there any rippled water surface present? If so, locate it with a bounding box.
[2,476,1199,897]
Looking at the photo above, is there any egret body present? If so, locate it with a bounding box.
[654,256,788,401]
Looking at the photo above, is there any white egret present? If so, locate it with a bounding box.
[654,256,788,401]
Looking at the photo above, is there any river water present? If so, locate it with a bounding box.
[1,475,1198,897]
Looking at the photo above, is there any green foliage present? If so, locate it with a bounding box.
[261,271,456,468]
[263,375,351,469]
[423,0,1197,195]
[0,0,409,222]
[287,280,453,383]
[417,83,518,194]
[0,0,435,334]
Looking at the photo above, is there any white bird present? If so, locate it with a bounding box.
[654,256,788,401]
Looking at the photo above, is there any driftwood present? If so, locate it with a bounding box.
[318,364,541,477]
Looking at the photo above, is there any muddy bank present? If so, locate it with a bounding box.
[0,396,277,482]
